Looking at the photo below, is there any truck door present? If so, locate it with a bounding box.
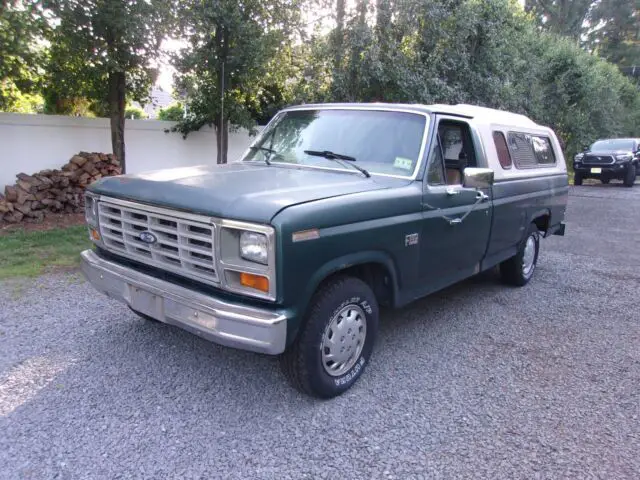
[419,116,493,292]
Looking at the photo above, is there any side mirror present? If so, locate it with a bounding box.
[463,167,494,189]
[583,146,590,152]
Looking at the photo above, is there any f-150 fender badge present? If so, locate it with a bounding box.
[405,233,419,246]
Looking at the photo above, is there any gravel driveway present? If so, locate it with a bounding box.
[1,185,639,479]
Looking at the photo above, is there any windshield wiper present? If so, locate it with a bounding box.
[249,146,276,165]
[303,150,370,178]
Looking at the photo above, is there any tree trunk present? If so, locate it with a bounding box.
[215,119,229,164]
[108,71,126,173]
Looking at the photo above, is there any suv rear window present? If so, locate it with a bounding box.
[507,133,556,168]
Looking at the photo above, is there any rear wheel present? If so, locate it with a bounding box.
[280,276,379,398]
[500,223,540,287]
[574,173,583,186]
[623,164,636,187]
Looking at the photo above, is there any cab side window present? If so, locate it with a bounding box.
[427,120,478,185]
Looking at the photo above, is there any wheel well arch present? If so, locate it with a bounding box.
[318,262,396,308]
[304,252,400,310]
[287,255,399,347]
[530,209,551,234]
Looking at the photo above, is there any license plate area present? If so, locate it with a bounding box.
[129,285,162,319]
[591,167,602,174]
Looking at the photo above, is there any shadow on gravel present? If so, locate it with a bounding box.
[378,267,502,334]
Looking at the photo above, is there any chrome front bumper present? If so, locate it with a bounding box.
[80,250,287,354]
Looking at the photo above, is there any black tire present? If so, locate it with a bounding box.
[574,173,583,186]
[600,177,610,184]
[280,276,379,398]
[500,223,540,287]
[623,164,636,187]
[128,306,160,322]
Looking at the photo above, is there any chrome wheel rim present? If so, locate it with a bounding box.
[522,235,536,276]
[321,304,367,377]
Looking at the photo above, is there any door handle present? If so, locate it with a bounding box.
[476,191,489,202]
[447,190,490,226]
[445,187,460,196]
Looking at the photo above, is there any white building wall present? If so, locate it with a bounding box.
[0,113,261,189]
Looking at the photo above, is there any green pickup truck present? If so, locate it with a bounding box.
[81,103,568,398]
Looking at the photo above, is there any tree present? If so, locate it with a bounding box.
[524,0,596,40]
[172,0,302,164]
[294,0,640,163]
[588,0,640,67]
[44,0,175,172]
[157,102,185,121]
[125,105,147,119]
[0,1,46,111]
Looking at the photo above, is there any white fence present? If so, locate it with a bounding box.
[0,113,262,189]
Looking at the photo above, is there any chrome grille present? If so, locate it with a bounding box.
[98,199,218,284]
[583,155,614,165]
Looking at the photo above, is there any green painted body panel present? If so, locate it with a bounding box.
[417,185,492,299]
[485,174,569,268]
[272,183,423,340]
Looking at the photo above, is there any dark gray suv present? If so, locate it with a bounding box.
[573,138,640,187]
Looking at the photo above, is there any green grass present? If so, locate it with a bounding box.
[0,225,91,279]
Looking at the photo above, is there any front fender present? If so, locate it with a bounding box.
[286,250,400,345]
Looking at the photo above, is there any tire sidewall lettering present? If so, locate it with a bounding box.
[334,356,366,387]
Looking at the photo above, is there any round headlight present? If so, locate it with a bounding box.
[240,231,268,264]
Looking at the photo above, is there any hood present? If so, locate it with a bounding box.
[89,163,406,223]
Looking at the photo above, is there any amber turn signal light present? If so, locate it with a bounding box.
[90,228,101,241]
[239,272,269,293]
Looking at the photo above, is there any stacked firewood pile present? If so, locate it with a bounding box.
[0,152,121,223]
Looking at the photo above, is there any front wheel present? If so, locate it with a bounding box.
[574,173,583,186]
[623,164,636,187]
[280,276,379,398]
[500,223,540,287]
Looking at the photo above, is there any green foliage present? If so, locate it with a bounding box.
[171,0,303,162]
[125,105,147,119]
[43,0,176,169]
[42,91,98,117]
[44,0,174,106]
[302,0,640,163]
[524,0,595,39]
[0,1,47,111]
[157,102,184,121]
[588,0,640,67]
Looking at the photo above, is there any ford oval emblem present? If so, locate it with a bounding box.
[139,231,157,244]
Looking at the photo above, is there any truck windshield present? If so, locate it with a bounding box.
[591,139,636,152]
[242,109,427,177]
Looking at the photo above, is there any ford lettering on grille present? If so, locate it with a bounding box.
[97,199,218,285]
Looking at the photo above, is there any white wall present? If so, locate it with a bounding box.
[0,113,262,189]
